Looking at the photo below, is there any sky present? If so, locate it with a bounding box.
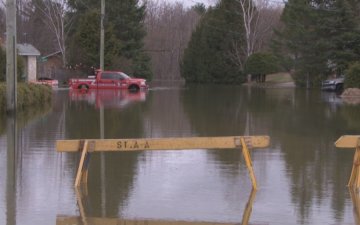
[156,0,283,8]
[158,0,217,7]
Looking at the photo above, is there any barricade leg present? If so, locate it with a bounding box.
[81,152,92,185]
[75,140,89,187]
[349,140,360,189]
[241,188,257,225]
[240,137,257,190]
[75,186,88,225]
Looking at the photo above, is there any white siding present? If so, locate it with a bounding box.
[27,56,37,81]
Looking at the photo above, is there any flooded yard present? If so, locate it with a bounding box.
[0,85,359,225]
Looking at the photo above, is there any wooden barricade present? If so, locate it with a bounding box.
[335,135,360,189]
[56,136,270,189]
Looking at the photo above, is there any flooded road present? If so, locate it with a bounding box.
[0,85,359,225]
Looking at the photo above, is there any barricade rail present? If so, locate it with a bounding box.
[56,136,270,189]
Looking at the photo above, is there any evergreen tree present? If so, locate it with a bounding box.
[345,62,360,88]
[318,0,360,75]
[273,0,360,87]
[244,52,279,82]
[67,0,152,79]
[0,47,25,82]
[273,0,328,87]
[68,10,120,71]
[181,0,246,84]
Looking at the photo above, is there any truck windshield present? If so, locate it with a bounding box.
[120,72,131,79]
[101,72,131,80]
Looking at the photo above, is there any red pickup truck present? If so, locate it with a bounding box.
[69,70,148,91]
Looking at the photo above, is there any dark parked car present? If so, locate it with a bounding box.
[321,76,344,91]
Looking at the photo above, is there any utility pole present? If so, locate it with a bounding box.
[5,1,17,222]
[6,0,17,113]
[100,0,105,139]
[100,0,105,71]
[100,0,106,217]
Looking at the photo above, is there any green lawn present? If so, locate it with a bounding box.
[266,72,293,83]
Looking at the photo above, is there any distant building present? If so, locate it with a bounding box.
[17,43,40,82]
[37,51,63,79]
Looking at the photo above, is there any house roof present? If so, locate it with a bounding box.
[43,51,61,59]
[17,44,40,56]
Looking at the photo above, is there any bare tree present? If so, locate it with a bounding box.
[253,1,282,52]
[230,0,282,69]
[0,7,5,40]
[33,0,72,65]
[237,0,257,59]
[144,0,201,81]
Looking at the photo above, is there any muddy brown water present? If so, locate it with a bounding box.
[0,85,359,225]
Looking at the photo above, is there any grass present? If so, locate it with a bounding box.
[266,72,294,83]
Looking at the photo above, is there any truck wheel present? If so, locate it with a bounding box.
[79,84,89,90]
[335,83,343,92]
[128,84,140,92]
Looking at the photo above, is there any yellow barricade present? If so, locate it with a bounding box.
[335,135,360,189]
[57,136,270,189]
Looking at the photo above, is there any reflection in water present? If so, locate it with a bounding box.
[65,89,150,218]
[55,187,257,225]
[6,114,16,225]
[244,89,354,223]
[56,217,248,225]
[2,86,360,224]
[350,189,360,225]
[241,189,256,225]
[69,89,146,109]
[181,87,358,224]
[0,102,52,135]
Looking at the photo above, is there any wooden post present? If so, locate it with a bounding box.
[240,137,257,190]
[6,0,17,113]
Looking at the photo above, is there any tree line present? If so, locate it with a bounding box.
[0,0,358,87]
[181,0,282,84]
[0,0,279,82]
[0,0,204,81]
[274,0,360,87]
[181,0,360,87]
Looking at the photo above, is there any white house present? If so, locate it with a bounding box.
[17,44,40,82]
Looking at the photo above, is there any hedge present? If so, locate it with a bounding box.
[345,62,360,89]
[0,83,52,112]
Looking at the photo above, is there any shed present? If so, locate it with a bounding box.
[38,51,63,78]
[17,44,40,82]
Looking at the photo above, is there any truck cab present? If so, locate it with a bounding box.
[69,70,148,91]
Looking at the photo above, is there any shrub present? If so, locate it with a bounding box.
[345,62,360,88]
[0,47,25,82]
[244,52,279,76]
[0,83,52,112]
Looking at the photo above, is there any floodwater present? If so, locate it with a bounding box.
[0,85,360,225]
